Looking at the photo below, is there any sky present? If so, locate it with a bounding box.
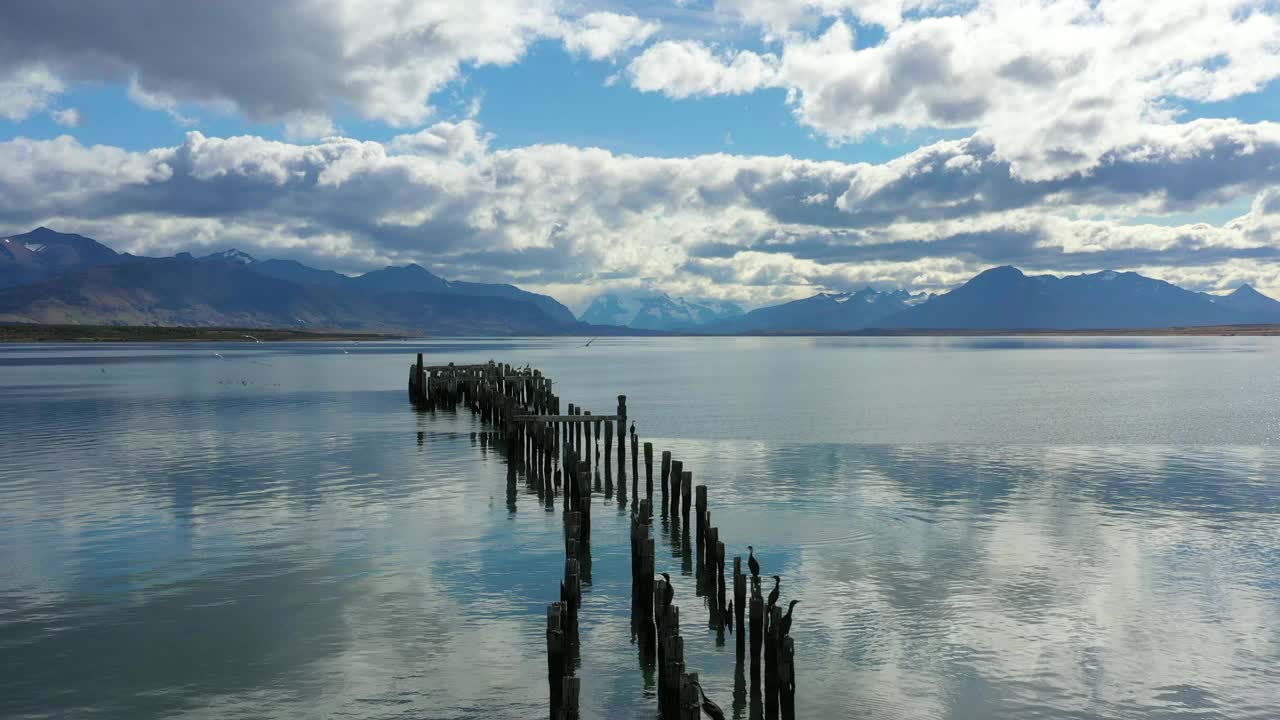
[2,0,1280,311]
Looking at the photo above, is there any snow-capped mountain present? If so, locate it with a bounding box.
[709,287,928,332]
[580,292,745,330]
[201,249,258,264]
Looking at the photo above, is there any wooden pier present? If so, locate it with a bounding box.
[408,356,800,719]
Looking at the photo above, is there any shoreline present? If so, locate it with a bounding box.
[0,324,407,343]
[3,322,1280,342]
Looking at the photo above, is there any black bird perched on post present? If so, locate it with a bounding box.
[660,572,674,608]
[725,600,734,634]
[779,599,799,637]
[747,546,760,589]
[694,682,727,720]
[767,575,781,611]
[630,421,636,437]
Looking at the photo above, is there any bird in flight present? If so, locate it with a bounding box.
[242,334,262,343]
[580,337,598,347]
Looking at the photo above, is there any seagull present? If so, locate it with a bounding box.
[342,349,349,354]
[213,352,225,359]
[579,337,598,348]
[242,334,262,343]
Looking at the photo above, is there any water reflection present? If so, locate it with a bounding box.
[0,340,1277,719]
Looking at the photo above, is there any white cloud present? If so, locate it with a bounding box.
[0,65,63,121]
[628,1,1280,180]
[51,108,83,128]
[0,0,563,129]
[3,120,1279,304]
[628,41,780,98]
[560,12,660,60]
[388,120,492,161]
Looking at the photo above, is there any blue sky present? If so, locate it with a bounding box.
[2,0,1279,308]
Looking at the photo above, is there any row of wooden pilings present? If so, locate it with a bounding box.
[409,355,797,719]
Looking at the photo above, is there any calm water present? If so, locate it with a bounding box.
[2,337,1278,719]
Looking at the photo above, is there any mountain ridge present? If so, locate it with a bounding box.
[3,227,1279,333]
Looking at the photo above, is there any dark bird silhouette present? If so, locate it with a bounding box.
[695,683,727,720]
[779,599,799,637]
[747,546,760,586]
[580,337,598,347]
[725,600,734,634]
[660,572,674,608]
[767,575,781,611]
[629,421,636,437]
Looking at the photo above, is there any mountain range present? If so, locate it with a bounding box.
[2,227,1279,334]
[579,292,744,330]
[0,228,583,335]
[879,266,1280,330]
[706,287,931,333]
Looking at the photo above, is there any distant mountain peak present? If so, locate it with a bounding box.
[1230,283,1266,298]
[204,249,257,264]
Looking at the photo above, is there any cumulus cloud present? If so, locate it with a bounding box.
[2,118,1279,305]
[560,12,660,60]
[627,41,780,98]
[629,0,1280,180]
[51,108,83,128]
[388,120,492,161]
[0,0,562,128]
[0,65,63,121]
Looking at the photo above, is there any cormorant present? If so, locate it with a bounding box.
[660,572,674,608]
[725,600,734,634]
[766,575,781,611]
[747,546,760,586]
[695,684,727,720]
[779,599,799,637]
[630,421,636,437]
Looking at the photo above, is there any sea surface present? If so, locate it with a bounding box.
[1,336,1278,719]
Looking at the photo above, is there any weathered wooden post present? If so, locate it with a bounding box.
[679,672,702,720]
[734,556,746,656]
[779,636,796,720]
[669,460,684,525]
[643,442,654,501]
[664,633,685,719]
[695,486,708,581]
[561,676,580,720]
[660,451,672,514]
[593,416,601,466]
[616,395,627,476]
[765,604,782,720]
[547,602,567,720]
[604,418,614,485]
[750,593,763,679]
[583,411,592,479]
[681,470,693,527]
[576,461,591,546]
[565,558,581,649]
[716,540,727,633]
[574,406,583,458]
[630,430,639,498]
[565,403,574,455]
